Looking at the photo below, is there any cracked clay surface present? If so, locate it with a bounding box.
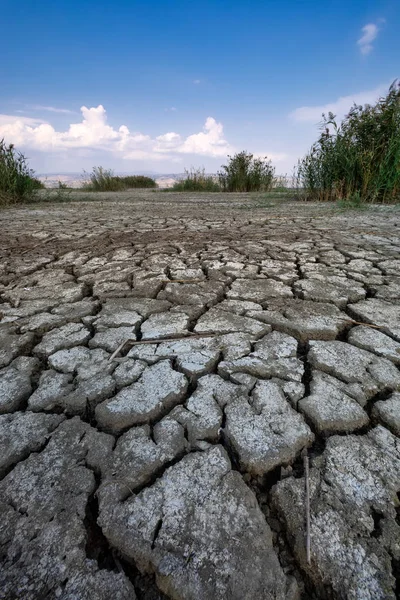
[0,190,399,599]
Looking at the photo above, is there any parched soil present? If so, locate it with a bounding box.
[1,190,399,600]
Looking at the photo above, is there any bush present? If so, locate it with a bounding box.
[171,167,220,192]
[218,151,275,192]
[83,167,157,191]
[296,80,400,204]
[117,175,157,188]
[83,167,126,191]
[0,139,41,204]
[31,177,45,189]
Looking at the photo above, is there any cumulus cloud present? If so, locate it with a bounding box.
[0,105,234,160]
[357,22,383,55]
[177,117,232,156]
[289,83,389,123]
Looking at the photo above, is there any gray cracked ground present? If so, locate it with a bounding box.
[0,190,399,600]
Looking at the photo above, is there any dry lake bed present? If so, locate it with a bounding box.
[0,190,399,599]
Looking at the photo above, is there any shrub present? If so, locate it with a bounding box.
[171,167,220,191]
[0,139,41,204]
[31,177,45,189]
[117,175,157,188]
[296,80,400,204]
[83,167,157,191]
[218,151,275,192]
[83,167,126,191]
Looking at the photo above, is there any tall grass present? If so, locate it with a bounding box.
[171,167,220,191]
[83,167,125,191]
[296,80,400,204]
[83,167,157,191]
[218,151,275,192]
[0,139,43,205]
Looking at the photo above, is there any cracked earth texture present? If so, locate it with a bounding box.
[0,190,399,600]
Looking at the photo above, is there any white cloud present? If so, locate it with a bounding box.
[28,105,76,114]
[193,79,201,84]
[178,117,232,156]
[0,114,46,127]
[289,83,389,123]
[357,21,383,55]
[165,107,177,112]
[0,104,234,161]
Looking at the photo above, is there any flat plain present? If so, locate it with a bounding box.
[1,190,399,600]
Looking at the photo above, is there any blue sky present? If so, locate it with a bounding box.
[0,0,398,174]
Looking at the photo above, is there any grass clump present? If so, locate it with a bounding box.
[218,151,275,192]
[0,139,43,205]
[297,80,400,204]
[170,167,220,192]
[83,167,157,191]
[336,191,369,211]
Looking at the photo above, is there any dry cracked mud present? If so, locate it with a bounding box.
[0,190,399,599]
